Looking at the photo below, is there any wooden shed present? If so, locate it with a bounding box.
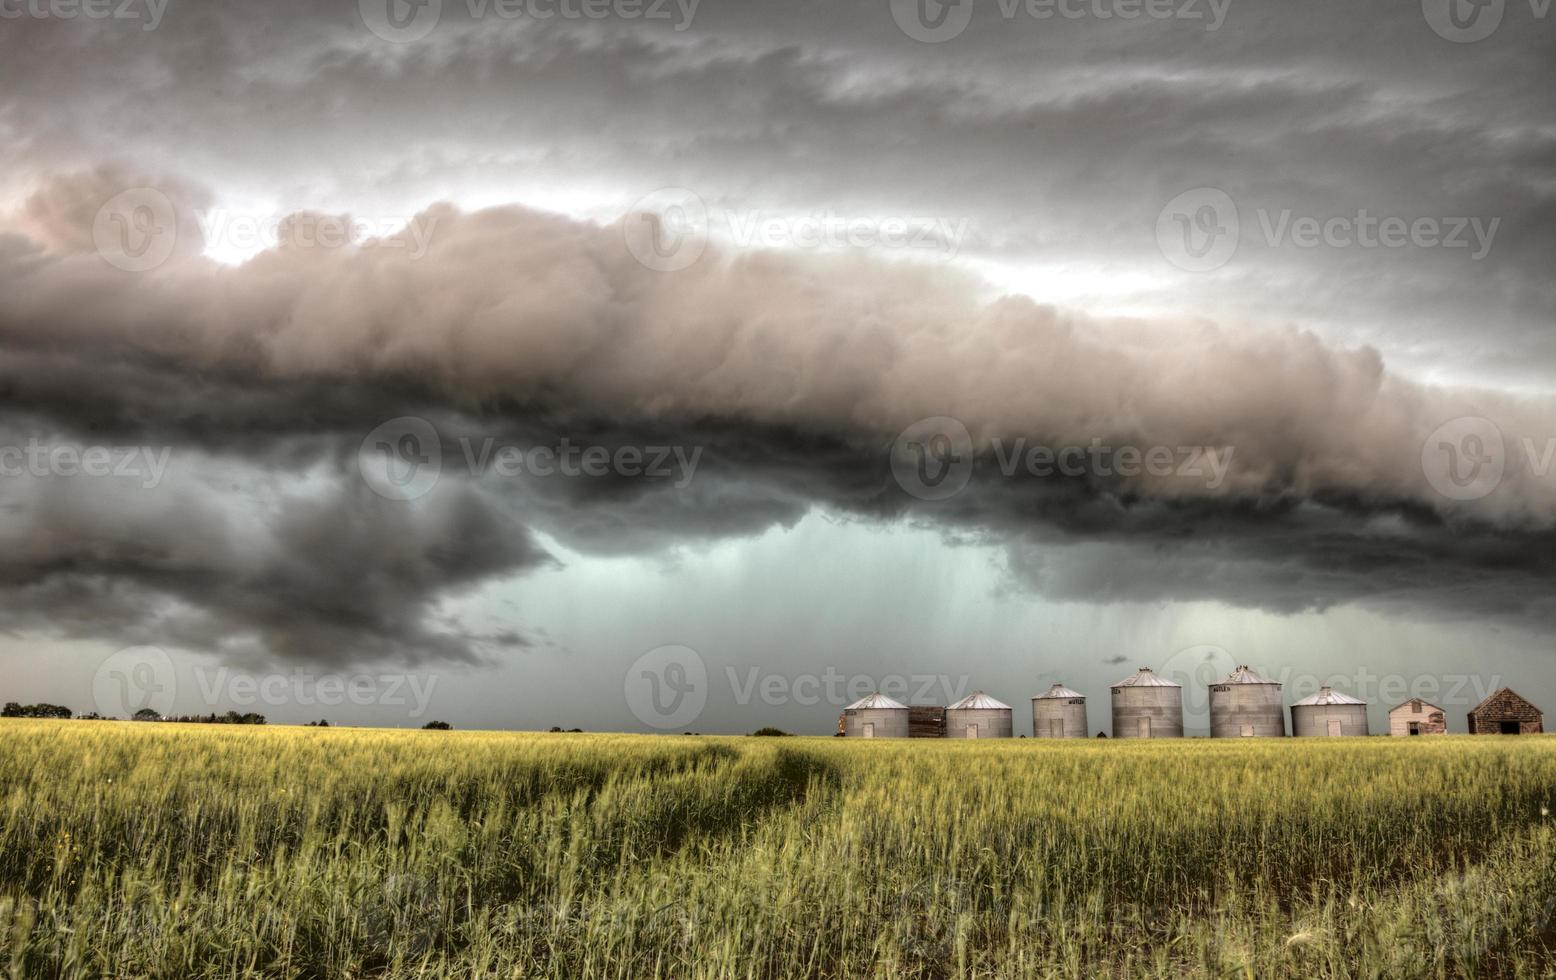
[1466,688,1544,735]
[1389,698,1447,735]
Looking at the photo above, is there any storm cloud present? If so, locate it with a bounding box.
[0,163,1553,664]
[0,0,1552,682]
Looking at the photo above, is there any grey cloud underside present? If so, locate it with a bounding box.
[3,329,1556,667]
[0,451,551,667]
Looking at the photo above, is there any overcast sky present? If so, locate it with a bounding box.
[0,0,1552,734]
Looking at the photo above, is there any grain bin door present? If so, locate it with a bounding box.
[862,723,874,739]
[1050,719,1063,737]
[1240,724,1254,737]
[1327,720,1342,737]
[1137,717,1150,738]
[965,723,978,739]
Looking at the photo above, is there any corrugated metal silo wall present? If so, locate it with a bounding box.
[1209,684,1286,737]
[944,708,1013,738]
[1110,687,1184,738]
[842,708,910,738]
[1032,698,1088,738]
[1291,704,1369,736]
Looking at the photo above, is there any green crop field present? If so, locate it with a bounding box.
[1,721,1554,978]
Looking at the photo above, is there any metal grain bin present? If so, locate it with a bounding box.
[1032,684,1088,738]
[1291,687,1368,736]
[1209,665,1286,738]
[945,691,1012,739]
[1110,668,1184,739]
[842,693,909,738]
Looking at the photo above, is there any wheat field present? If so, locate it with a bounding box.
[1,720,1553,978]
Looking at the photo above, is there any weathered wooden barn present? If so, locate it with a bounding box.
[1389,698,1448,735]
[1466,688,1544,735]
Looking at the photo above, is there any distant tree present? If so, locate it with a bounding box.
[548,726,563,732]
[750,727,790,737]
[567,728,583,733]
[423,720,452,730]
[133,709,161,722]
[160,711,265,725]
[2,703,72,719]
[305,720,330,727]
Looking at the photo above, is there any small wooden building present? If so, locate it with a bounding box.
[1466,688,1544,735]
[1389,698,1448,735]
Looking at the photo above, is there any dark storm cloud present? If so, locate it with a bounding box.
[0,167,1554,664]
[0,449,553,666]
[1,0,1552,667]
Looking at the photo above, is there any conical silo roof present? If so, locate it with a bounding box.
[1292,686,1365,706]
[1218,665,1280,685]
[844,692,907,710]
[948,691,1011,711]
[1035,683,1084,700]
[1111,667,1181,688]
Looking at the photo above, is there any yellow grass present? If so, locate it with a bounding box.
[2,720,1554,978]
